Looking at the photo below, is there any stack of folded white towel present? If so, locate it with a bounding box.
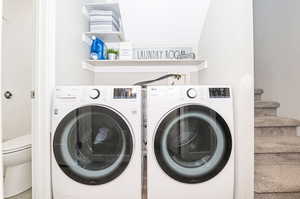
[89,10,120,32]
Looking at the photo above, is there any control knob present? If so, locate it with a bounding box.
[89,89,100,99]
[187,88,197,98]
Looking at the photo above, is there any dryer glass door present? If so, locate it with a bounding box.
[154,105,232,184]
[53,105,133,185]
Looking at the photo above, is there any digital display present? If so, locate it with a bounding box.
[114,88,137,99]
[209,88,230,98]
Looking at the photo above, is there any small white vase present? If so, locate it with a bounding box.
[108,53,117,60]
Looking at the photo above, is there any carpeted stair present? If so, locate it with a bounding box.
[255,89,300,199]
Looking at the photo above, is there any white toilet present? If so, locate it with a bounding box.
[2,134,32,198]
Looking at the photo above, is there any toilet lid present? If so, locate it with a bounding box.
[3,134,32,153]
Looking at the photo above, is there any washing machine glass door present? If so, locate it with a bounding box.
[53,105,133,185]
[154,105,232,184]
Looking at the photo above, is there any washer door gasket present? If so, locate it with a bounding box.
[53,105,133,185]
[154,105,232,184]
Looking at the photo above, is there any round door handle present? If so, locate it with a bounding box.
[4,91,13,99]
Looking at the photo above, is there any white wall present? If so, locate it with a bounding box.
[1,0,33,141]
[198,0,254,199]
[254,0,300,120]
[119,0,210,46]
[55,0,93,85]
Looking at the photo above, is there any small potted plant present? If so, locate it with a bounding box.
[107,48,119,60]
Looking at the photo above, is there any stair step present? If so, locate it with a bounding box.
[255,117,300,128]
[255,193,300,199]
[256,126,298,137]
[255,89,264,101]
[255,153,300,193]
[255,101,280,109]
[255,136,300,154]
[255,117,300,136]
[255,101,280,117]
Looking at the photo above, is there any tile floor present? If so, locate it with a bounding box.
[7,189,32,199]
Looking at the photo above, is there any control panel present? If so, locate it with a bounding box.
[55,88,80,99]
[209,88,230,98]
[113,88,137,99]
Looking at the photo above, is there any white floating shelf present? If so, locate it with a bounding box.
[82,59,207,73]
[83,32,125,43]
[83,1,121,18]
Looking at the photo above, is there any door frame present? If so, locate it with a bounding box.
[0,0,3,197]
[32,0,56,198]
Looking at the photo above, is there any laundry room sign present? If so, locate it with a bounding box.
[133,47,195,60]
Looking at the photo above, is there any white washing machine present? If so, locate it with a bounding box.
[51,86,142,199]
[146,85,234,199]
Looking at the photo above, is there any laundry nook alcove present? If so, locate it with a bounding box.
[20,0,255,198]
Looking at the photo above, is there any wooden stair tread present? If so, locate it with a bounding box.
[255,117,300,128]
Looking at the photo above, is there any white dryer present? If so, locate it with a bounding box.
[51,86,142,199]
[146,85,234,199]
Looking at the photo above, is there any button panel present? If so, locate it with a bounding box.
[55,88,80,99]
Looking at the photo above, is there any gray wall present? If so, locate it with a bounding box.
[254,0,300,120]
